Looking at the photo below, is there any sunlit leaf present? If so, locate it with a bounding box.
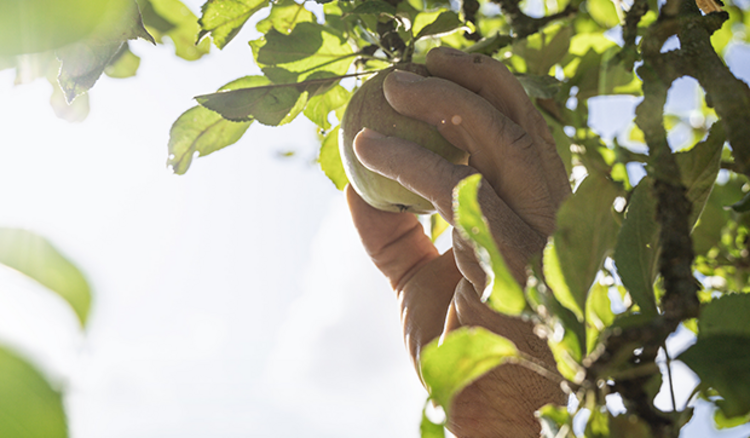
[318,126,348,190]
[544,173,622,320]
[587,0,621,29]
[585,282,615,355]
[568,32,615,56]
[714,409,750,429]
[547,324,585,382]
[147,0,210,60]
[57,0,155,103]
[453,174,526,315]
[430,213,450,243]
[415,11,464,39]
[538,403,575,438]
[168,105,251,173]
[420,326,518,413]
[514,24,571,75]
[349,0,397,16]
[256,0,315,34]
[0,0,114,55]
[0,228,91,327]
[250,22,355,82]
[304,84,350,130]
[49,78,90,122]
[104,43,141,78]
[585,407,611,438]
[168,76,264,174]
[0,346,67,438]
[196,72,352,125]
[198,0,268,49]
[420,400,446,438]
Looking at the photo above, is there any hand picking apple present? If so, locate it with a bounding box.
[344,47,572,438]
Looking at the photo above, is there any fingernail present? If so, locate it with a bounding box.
[357,128,386,140]
[391,70,424,83]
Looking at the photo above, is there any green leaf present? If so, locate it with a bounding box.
[197,69,353,125]
[349,0,397,17]
[304,85,350,130]
[168,76,263,173]
[453,174,527,316]
[679,335,750,418]
[730,191,750,213]
[420,326,519,412]
[0,228,91,327]
[0,0,113,55]
[49,78,90,123]
[585,282,615,355]
[0,346,67,438]
[613,180,660,317]
[198,0,268,49]
[585,407,610,438]
[516,74,562,99]
[464,33,513,56]
[56,0,155,103]
[547,323,585,382]
[544,173,622,320]
[698,293,750,339]
[587,0,621,28]
[147,0,211,60]
[256,0,315,34]
[514,24,572,75]
[318,126,348,190]
[430,213,451,243]
[104,43,141,78]
[168,105,252,173]
[420,401,446,438]
[538,403,575,438]
[613,128,723,314]
[713,409,750,429]
[251,22,355,82]
[568,32,616,56]
[415,11,464,39]
[610,414,654,438]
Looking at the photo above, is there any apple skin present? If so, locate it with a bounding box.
[339,63,469,214]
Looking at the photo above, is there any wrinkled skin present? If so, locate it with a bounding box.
[346,47,571,438]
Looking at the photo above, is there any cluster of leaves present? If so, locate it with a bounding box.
[171,0,750,435]
[0,0,209,122]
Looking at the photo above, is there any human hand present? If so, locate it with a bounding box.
[346,47,571,437]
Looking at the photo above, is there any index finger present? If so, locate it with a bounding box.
[426,47,571,207]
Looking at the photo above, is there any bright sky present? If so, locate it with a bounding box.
[1,1,750,437]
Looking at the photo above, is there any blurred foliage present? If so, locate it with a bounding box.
[0,228,92,438]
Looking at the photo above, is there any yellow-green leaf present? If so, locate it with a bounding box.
[0,228,91,327]
[0,346,67,438]
[453,174,526,315]
[318,126,348,190]
[420,327,519,413]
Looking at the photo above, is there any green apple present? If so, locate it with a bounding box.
[339,63,469,214]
